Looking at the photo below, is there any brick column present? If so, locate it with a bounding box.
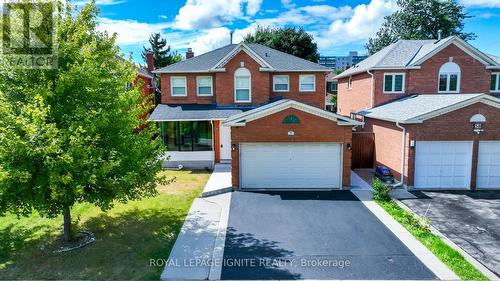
[213,120,221,163]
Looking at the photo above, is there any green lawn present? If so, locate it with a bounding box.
[376,199,488,280]
[0,170,210,280]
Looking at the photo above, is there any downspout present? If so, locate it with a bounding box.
[367,70,374,108]
[394,122,406,188]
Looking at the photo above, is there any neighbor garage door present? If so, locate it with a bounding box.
[414,141,473,189]
[477,141,500,189]
[240,143,342,189]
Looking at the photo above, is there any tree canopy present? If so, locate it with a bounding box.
[142,33,182,69]
[244,26,319,62]
[0,2,165,241]
[366,0,476,55]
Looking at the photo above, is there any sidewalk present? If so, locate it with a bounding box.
[161,166,232,281]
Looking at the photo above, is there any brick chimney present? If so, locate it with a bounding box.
[186,48,194,59]
[146,51,154,72]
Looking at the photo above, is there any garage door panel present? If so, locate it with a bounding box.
[414,141,473,189]
[240,143,342,189]
[477,142,500,189]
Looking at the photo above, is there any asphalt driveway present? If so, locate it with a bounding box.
[401,190,500,277]
[221,191,436,280]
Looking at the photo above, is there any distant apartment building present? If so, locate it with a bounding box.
[318,51,368,71]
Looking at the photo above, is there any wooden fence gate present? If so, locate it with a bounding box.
[352,132,374,169]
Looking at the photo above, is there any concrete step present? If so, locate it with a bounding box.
[201,187,233,198]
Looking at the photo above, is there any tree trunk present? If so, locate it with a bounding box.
[63,206,72,242]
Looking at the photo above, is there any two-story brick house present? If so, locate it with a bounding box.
[336,36,500,190]
[149,42,361,189]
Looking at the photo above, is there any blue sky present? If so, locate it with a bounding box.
[91,0,500,64]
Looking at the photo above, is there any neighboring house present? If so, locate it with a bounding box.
[318,51,368,71]
[336,36,500,190]
[150,42,361,189]
[325,72,338,112]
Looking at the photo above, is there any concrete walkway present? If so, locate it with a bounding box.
[202,164,233,197]
[161,166,232,281]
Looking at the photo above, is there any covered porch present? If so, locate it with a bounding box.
[149,104,243,169]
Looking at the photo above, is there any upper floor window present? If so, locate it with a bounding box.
[348,77,353,90]
[197,76,213,96]
[171,76,187,96]
[491,73,500,93]
[273,75,289,92]
[331,82,338,93]
[299,74,316,92]
[438,62,460,93]
[383,73,405,93]
[234,67,251,102]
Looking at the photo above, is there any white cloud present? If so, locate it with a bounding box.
[75,0,125,6]
[97,17,171,45]
[460,0,500,7]
[190,27,232,55]
[299,5,353,19]
[315,0,398,48]
[174,0,264,30]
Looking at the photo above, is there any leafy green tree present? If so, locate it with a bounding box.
[142,33,182,69]
[244,26,319,62]
[366,0,476,55]
[0,2,165,241]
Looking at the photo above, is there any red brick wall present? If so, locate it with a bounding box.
[337,73,372,116]
[215,51,270,106]
[159,51,326,108]
[161,73,216,104]
[269,72,326,108]
[230,108,353,188]
[364,103,500,189]
[338,43,495,116]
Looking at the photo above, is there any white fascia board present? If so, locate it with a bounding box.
[212,43,274,70]
[153,69,225,74]
[411,38,496,67]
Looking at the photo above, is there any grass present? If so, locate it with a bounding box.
[0,169,210,280]
[376,198,489,280]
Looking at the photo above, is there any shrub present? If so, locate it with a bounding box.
[372,178,391,201]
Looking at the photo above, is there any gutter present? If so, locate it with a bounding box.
[367,70,375,108]
[394,122,406,188]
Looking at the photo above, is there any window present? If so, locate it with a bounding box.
[299,75,316,92]
[159,121,213,151]
[234,68,251,102]
[331,82,338,93]
[197,76,213,96]
[438,62,461,93]
[273,75,289,92]
[171,76,187,96]
[383,73,405,93]
[491,73,500,93]
[348,77,353,90]
[282,115,300,124]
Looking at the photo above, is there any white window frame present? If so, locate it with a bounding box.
[492,72,500,93]
[383,73,406,94]
[299,74,316,92]
[348,76,353,90]
[196,76,213,96]
[273,75,289,92]
[331,82,338,92]
[234,68,251,103]
[438,62,461,93]
[170,76,187,97]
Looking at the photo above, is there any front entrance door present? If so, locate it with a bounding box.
[220,125,231,161]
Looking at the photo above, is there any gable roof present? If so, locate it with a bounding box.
[358,94,500,124]
[336,36,500,79]
[153,42,330,73]
[223,99,363,127]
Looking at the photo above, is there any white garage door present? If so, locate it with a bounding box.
[240,143,342,189]
[414,141,473,189]
[477,141,500,189]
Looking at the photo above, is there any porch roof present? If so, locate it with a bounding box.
[148,104,244,121]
